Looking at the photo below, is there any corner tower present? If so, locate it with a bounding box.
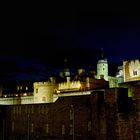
[33,77,56,103]
[97,48,108,81]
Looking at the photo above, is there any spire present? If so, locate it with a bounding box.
[63,58,70,77]
[64,58,68,68]
[100,48,104,59]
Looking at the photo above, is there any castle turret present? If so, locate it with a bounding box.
[97,48,108,81]
[33,77,56,103]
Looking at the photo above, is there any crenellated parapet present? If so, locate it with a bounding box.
[58,80,81,91]
[34,81,55,87]
[129,59,140,75]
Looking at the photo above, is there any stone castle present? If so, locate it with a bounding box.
[0,51,140,139]
[0,51,139,105]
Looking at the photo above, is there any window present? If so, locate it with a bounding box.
[42,96,46,102]
[103,68,104,71]
[35,88,38,93]
[26,86,28,90]
[133,70,137,76]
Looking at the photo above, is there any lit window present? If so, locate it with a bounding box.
[26,86,28,90]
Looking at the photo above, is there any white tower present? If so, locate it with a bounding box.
[97,48,108,81]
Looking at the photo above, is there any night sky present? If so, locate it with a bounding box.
[1,6,140,81]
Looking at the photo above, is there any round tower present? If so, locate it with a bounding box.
[33,77,56,103]
[97,48,108,81]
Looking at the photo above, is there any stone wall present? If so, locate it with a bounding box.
[1,87,140,140]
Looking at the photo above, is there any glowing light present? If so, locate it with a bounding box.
[4,95,7,98]
[23,93,27,96]
[57,90,60,93]
[78,83,81,88]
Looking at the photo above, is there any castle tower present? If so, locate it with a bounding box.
[97,48,108,81]
[33,77,56,103]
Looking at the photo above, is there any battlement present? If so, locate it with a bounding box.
[58,80,81,90]
[124,59,140,64]
[129,59,140,66]
[34,81,54,87]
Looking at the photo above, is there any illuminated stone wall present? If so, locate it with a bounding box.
[97,59,108,81]
[123,60,140,82]
[0,96,34,105]
[108,76,118,88]
[2,87,140,139]
[34,81,56,103]
[58,79,81,91]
